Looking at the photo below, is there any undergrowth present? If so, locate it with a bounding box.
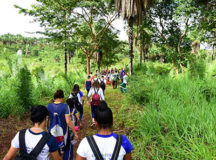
[120,63,216,159]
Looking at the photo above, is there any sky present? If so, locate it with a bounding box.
[0,0,128,40]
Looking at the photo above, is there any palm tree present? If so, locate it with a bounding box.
[113,0,155,74]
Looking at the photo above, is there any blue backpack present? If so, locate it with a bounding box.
[49,104,67,149]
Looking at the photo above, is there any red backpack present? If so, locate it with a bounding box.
[92,88,100,106]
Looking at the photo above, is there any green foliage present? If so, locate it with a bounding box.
[187,54,206,79]
[125,70,216,159]
[17,66,33,110]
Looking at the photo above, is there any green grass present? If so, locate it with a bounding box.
[117,65,216,159]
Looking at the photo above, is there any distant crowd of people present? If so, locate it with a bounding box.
[85,68,129,95]
[4,68,132,160]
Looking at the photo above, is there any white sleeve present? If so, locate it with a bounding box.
[11,132,20,149]
[99,88,105,100]
[77,138,89,158]
[88,88,93,97]
[69,94,73,98]
[104,80,107,84]
[78,94,82,104]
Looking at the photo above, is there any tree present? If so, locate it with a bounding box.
[15,0,118,75]
[71,1,118,74]
[112,0,156,75]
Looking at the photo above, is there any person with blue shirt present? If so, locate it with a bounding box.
[3,105,61,160]
[85,76,92,96]
[76,101,133,160]
[120,68,124,83]
[47,89,78,160]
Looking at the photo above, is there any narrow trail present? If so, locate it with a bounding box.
[73,85,126,158]
[0,84,128,159]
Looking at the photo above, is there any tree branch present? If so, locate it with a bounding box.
[178,18,189,54]
[97,13,118,44]
[157,17,171,49]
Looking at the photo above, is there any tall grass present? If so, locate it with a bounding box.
[0,68,87,118]
[122,63,216,159]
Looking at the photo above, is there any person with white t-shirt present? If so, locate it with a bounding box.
[76,101,133,160]
[87,80,104,126]
[3,105,61,160]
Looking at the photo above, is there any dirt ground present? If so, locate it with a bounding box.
[0,86,125,159]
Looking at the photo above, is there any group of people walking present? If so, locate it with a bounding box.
[86,68,128,94]
[4,70,132,160]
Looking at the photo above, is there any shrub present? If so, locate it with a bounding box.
[17,66,33,110]
[187,54,206,79]
[33,50,39,56]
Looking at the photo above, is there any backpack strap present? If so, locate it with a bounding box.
[29,132,51,157]
[111,135,123,160]
[86,136,104,160]
[19,129,27,155]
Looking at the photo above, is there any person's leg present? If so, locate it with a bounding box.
[114,81,117,89]
[63,135,72,160]
[79,105,83,121]
[112,80,115,89]
[91,104,96,125]
[87,89,90,96]
[124,84,127,93]
[120,83,124,93]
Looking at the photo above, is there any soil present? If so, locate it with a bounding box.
[0,114,32,158]
[0,86,125,159]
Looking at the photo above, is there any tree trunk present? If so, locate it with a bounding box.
[98,62,101,74]
[87,57,91,75]
[143,48,145,63]
[139,46,142,65]
[64,47,67,75]
[212,44,215,61]
[128,18,134,75]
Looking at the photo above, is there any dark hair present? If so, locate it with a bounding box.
[66,98,74,109]
[54,89,64,99]
[95,101,113,129]
[88,75,91,79]
[101,75,104,78]
[73,84,80,93]
[30,105,48,124]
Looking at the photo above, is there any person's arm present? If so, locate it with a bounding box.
[75,113,82,126]
[65,115,78,140]
[3,146,19,160]
[100,89,105,100]
[76,154,86,160]
[51,150,62,160]
[87,89,92,105]
[123,153,132,160]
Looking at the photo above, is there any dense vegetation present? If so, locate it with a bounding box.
[0,0,215,159]
[119,61,216,159]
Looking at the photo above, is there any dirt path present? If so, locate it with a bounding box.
[0,85,126,159]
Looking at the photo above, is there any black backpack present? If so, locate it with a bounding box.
[15,129,51,160]
[86,135,123,160]
[100,80,106,90]
[71,93,82,112]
